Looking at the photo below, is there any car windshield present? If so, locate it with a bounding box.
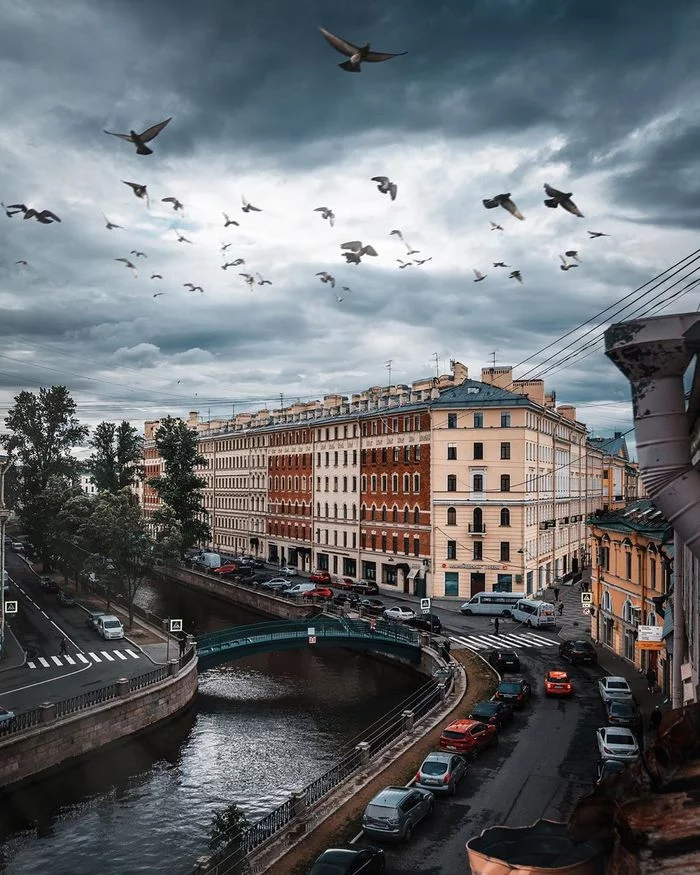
[472,703,497,715]
[499,652,517,660]
[421,761,448,775]
[610,701,635,716]
[607,732,634,745]
[572,642,591,650]
[103,621,121,629]
[442,730,466,740]
[366,804,397,817]
[498,683,521,692]
[608,681,629,690]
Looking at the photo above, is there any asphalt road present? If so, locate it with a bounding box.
[1,553,161,713]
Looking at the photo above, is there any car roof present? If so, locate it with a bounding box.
[471,701,499,711]
[422,751,456,764]
[371,786,413,804]
[568,639,593,647]
[547,670,569,679]
[315,849,363,862]
[445,718,483,731]
[99,614,120,622]
[604,676,630,684]
[601,726,635,737]
[494,649,518,656]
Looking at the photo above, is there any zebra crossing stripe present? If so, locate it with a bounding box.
[88,652,101,662]
[64,655,76,664]
[522,632,558,646]
[100,651,115,662]
[125,649,140,659]
[450,636,481,651]
[113,650,128,660]
[38,657,50,668]
[27,661,36,669]
[51,656,63,666]
[76,653,90,664]
[503,633,542,646]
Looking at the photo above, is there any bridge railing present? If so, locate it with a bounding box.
[55,683,119,719]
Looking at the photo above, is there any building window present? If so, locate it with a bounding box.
[447,444,457,460]
[393,447,400,463]
[381,535,387,551]
[447,540,457,560]
[361,475,367,492]
[413,473,420,493]
[392,535,398,554]
[414,507,420,524]
[473,412,483,428]
[371,449,377,464]
[473,442,483,460]
[382,447,388,464]
[473,541,483,561]
[371,534,377,550]
[472,507,483,532]
[403,445,410,463]
[500,541,510,562]
[447,506,457,526]
[403,473,410,492]
[371,475,377,491]
[500,508,510,527]
[447,413,457,429]
[392,505,398,522]
[391,473,398,492]
[413,537,420,556]
[447,474,457,492]
[473,473,484,492]
[414,445,421,462]
[381,474,388,492]
[500,442,511,460]
[500,474,510,492]
[370,506,376,521]
[403,536,410,554]
[500,412,511,428]
[381,505,387,522]
[444,571,459,597]
[649,555,657,590]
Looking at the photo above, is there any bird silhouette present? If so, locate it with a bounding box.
[371,176,397,200]
[174,231,192,244]
[473,269,487,283]
[414,257,432,266]
[543,184,584,218]
[15,259,28,266]
[241,196,262,213]
[1,202,22,218]
[559,255,578,271]
[490,221,504,231]
[256,273,272,286]
[588,230,609,238]
[239,273,256,289]
[341,241,378,264]
[509,270,524,283]
[314,207,335,227]
[101,213,122,230]
[221,262,235,270]
[319,27,407,73]
[482,193,524,220]
[565,250,581,262]
[5,204,61,223]
[221,242,234,252]
[130,250,147,258]
[183,283,204,293]
[493,262,509,268]
[150,274,163,279]
[152,292,165,298]
[122,181,149,206]
[162,197,184,211]
[316,271,335,287]
[397,259,413,269]
[115,257,138,276]
[223,212,240,227]
[103,117,172,155]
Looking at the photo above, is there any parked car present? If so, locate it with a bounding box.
[404,613,442,634]
[439,719,498,757]
[39,576,59,594]
[361,786,434,842]
[281,566,298,576]
[468,700,514,731]
[213,564,240,577]
[57,589,76,607]
[282,582,316,597]
[333,576,356,590]
[544,670,573,697]
[252,558,266,568]
[333,592,360,608]
[308,847,385,875]
[86,610,107,631]
[353,580,379,595]
[414,751,467,795]
[598,676,634,704]
[596,726,640,762]
[0,706,16,727]
[10,542,25,553]
[383,605,416,622]
[493,677,531,709]
[261,578,292,591]
[559,639,598,665]
[302,586,334,600]
[487,649,521,673]
[605,699,643,735]
[96,615,125,640]
[595,758,627,786]
[359,599,385,616]
[309,570,332,585]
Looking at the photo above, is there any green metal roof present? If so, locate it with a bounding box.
[431,380,533,409]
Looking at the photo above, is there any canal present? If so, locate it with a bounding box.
[0,578,426,875]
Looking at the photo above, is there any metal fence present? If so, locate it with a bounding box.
[129,665,169,692]
[55,682,118,719]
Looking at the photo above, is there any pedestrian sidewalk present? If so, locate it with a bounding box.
[0,624,26,673]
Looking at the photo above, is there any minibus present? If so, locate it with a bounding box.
[511,598,557,627]
[459,592,526,617]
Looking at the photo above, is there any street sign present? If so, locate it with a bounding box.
[638,625,663,643]
[580,592,592,606]
[420,597,431,614]
[582,607,591,616]
[307,627,316,637]
[308,635,317,645]
[4,601,17,614]
[169,619,183,633]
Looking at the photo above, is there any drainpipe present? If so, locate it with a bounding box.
[605,313,700,708]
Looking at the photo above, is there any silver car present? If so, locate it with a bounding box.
[362,785,434,842]
[415,751,467,795]
[596,726,640,762]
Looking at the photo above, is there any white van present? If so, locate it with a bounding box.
[459,592,526,617]
[511,598,557,628]
[97,615,125,640]
[283,582,316,597]
[192,552,221,571]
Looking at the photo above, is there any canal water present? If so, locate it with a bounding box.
[0,579,424,875]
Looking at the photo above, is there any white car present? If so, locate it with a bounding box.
[598,676,634,703]
[281,566,298,576]
[262,578,291,591]
[383,605,417,622]
[96,615,125,640]
[283,582,316,597]
[596,726,640,761]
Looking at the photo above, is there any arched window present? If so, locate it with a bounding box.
[646,610,656,626]
[602,590,612,612]
[371,504,376,521]
[371,474,377,492]
[294,476,299,490]
[333,503,338,518]
[447,506,456,526]
[622,600,633,623]
[324,502,329,517]
[343,503,347,519]
[392,505,398,522]
[361,475,367,493]
[500,508,510,527]
[381,474,388,492]
[392,473,399,492]
[414,506,420,524]
[403,473,410,492]
[413,473,420,493]
[472,507,483,533]
[360,503,366,520]
[381,505,387,522]
[352,504,357,520]
[281,500,286,514]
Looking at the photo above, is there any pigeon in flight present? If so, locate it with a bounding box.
[318,27,407,73]
[314,207,335,227]
[397,259,413,269]
[509,270,524,284]
[239,273,256,290]
[565,250,581,262]
[103,117,172,155]
[341,241,378,264]
[482,193,524,220]
[543,184,584,218]
[221,242,235,252]
[150,274,163,279]
[241,196,262,213]
[490,221,504,231]
[414,257,432,266]
[183,283,204,293]
[115,257,138,276]
[335,295,345,303]
[162,197,184,211]
[223,212,240,227]
[174,231,192,244]
[15,259,28,266]
[122,181,149,206]
[101,213,122,230]
[559,255,578,271]
[473,269,487,283]
[588,230,609,238]
[341,286,352,293]
[4,204,61,223]
[390,229,419,255]
[256,273,272,286]
[493,262,509,268]
[371,176,397,201]
[152,292,165,298]
[130,250,147,258]
[316,271,336,287]
[221,262,235,270]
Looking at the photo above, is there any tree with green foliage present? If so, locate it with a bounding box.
[149,416,210,555]
[53,490,97,590]
[86,420,145,493]
[1,387,88,568]
[208,801,249,867]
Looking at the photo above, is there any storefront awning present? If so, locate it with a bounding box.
[407,567,420,581]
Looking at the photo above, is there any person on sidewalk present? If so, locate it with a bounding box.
[553,586,560,602]
[558,602,564,616]
[178,633,187,659]
[649,704,662,735]
[646,666,657,693]
[494,617,500,636]
[59,636,67,656]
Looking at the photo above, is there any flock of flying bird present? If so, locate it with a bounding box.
[2,25,612,304]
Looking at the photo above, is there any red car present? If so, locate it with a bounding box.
[302,586,333,600]
[309,570,332,585]
[544,670,573,697]
[439,719,498,757]
[213,564,239,576]
[334,576,356,590]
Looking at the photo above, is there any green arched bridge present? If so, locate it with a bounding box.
[195,617,421,670]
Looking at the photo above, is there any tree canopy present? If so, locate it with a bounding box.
[86,420,145,493]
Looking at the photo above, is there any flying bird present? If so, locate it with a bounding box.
[115,257,138,276]
[559,255,578,271]
[318,27,407,73]
[222,259,244,269]
[150,273,163,279]
[473,269,487,283]
[414,257,432,266]
[162,196,184,211]
[256,273,272,286]
[335,295,345,303]
[490,221,504,231]
[23,208,62,224]
[588,230,610,238]
[397,259,413,269]
[493,262,509,268]
[174,231,192,243]
[371,176,397,201]
[482,193,524,220]
[101,213,122,230]
[221,242,234,252]
[122,181,149,206]
[565,250,581,262]
[15,259,28,266]
[183,283,204,293]
[1,202,22,218]
[341,241,378,264]
[130,250,147,258]
[509,270,524,284]
[152,292,165,298]
[241,196,262,213]
[103,117,172,155]
[314,207,335,227]
[223,212,240,227]
[239,273,256,289]
[316,271,335,287]
[390,229,419,255]
[341,286,352,293]
[543,183,584,218]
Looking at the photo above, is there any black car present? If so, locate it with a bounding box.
[404,613,442,634]
[468,700,514,730]
[595,758,627,786]
[359,598,385,615]
[559,639,598,665]
[353,580,379,595]
[605,699,643,735]
[39,576,59,594]
[309,847,385,875]
[333,592,360,607]
[488,649,521,672]
[493,677,531,709]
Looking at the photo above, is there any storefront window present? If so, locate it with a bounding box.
[444,571,459,596]
[495,574,513,592]
[361,561,376,581]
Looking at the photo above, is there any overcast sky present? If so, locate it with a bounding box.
[1,0,699,453]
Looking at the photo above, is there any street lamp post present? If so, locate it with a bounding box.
[0,454,10,655]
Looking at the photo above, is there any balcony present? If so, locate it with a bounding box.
[468,524,486,536]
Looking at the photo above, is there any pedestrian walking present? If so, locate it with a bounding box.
[178,633,186,659]
[558,602,564,616]
[59,636,67,656]
[649,705,662,734]
[553,586,560,602]
[646,666,657,693]
[493,617,500,636]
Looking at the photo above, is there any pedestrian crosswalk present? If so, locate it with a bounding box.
[27,648,141,669]
[450,630,558,652]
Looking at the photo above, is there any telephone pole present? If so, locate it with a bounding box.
[385,359,393,386]
[490,351,497,369]
[279,392,284,411]
[432,352,440,379]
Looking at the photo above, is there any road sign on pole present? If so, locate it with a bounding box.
[4,601,17,614]
[581,592,592,607]
[308,635,317,645]
[582,607,591,616]
[170,619,183,633]
[420,597,431,614]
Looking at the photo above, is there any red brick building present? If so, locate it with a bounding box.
[267,427,313,570]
